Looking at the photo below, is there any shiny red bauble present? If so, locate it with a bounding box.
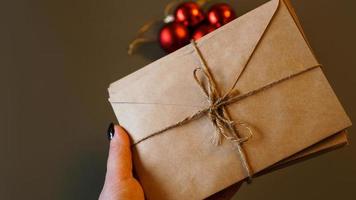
[207,3,236,27]
[158,22,190,53]
[174,2,205,27]
[192,23,216,40]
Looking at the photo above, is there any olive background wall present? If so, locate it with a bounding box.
[1,0,355,199]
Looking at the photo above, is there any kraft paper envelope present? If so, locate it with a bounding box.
[108,0,352,199]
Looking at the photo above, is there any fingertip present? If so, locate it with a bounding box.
[111,125,131,147]
[106,124,133,180]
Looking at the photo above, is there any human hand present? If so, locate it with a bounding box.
[99,123,241,200]
[99,124,144,200]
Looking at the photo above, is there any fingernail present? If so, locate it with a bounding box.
[107,123,115,141]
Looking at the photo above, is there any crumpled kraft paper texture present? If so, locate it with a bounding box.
[108,0,352,199]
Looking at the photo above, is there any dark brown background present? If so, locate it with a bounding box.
[1,0,355,199]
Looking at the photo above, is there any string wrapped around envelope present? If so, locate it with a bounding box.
[127,39,321,181]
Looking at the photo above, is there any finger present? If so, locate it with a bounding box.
[106,124,133,181]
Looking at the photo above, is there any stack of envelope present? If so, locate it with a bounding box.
[108,0,352,199]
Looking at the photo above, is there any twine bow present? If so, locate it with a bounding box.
[131,40,322,180]
[192,53,253,147]
[191,40,255,180]
[135,40,256,179]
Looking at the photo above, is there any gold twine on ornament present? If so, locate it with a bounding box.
[127,19,159,55]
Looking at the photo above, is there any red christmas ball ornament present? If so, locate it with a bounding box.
[192,23,216,40]
[174,2,205,27]
[207,3,236,27]
[159,22,190,53]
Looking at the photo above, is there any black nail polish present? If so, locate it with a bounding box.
[107,123,115,141]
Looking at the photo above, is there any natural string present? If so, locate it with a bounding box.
[133,62,321,147]
[129,40,321,180]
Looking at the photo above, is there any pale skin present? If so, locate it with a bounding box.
[99,125,241,200]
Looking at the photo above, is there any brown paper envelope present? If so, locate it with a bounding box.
[108,0,352,199]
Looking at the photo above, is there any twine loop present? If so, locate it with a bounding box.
[191,41,255,148]
[190,40,256,180]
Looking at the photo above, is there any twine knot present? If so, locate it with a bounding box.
[193,54,253,147]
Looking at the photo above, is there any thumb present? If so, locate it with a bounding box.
[106,123,133,181]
